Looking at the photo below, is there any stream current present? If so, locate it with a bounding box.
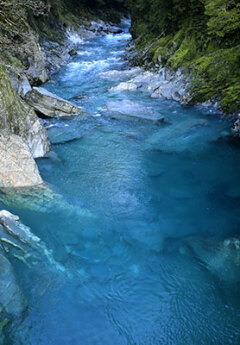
[2,19,240,345]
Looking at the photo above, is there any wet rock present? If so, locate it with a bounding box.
[24,87,84,118]
[100,68,141,81]
[151,76,190,103]
[106,100,164,122]
[0,247,26,317]
[0,133,44,188]
[0,210,67,274]
[109,82,138,92]
[42,39,73,75]
[128,71,161,91]
[231,118,240,136]
[0,186,95,220]
[0,210,40,246]
[69,49,77,56]
[0,66,50,158]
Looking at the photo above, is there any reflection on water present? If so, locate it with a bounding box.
[1,18,240,345]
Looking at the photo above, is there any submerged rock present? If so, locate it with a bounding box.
[0,210,67,274]
[0,248,26,317]
[145,119,211,153]
[24,87,84,118]
[0,66,49,158]
[182,236,240,284]
[0,133,44,188]
[0,186,95,220]
[106,100,164,122]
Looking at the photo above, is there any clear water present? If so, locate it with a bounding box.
[2,20,240,345]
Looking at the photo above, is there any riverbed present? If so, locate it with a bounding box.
[2,19,240,345]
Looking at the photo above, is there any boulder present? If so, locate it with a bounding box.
[106,100,164,122]
[0,65,49,158]
[0,133,44,188]
[24,87,84,118]
[69,49,77,56]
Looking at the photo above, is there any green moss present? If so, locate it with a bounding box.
[2,52,23,69]
[0,64,34,135]
[129,0,240,113]
[168,36,197,70]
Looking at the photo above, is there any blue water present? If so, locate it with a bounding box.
[2,20,240,344]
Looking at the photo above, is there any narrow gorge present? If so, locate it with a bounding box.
[0,1,240,344]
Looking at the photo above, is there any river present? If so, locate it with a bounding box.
[2,19,240,345]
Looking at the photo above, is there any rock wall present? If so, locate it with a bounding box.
[0,66,49,159]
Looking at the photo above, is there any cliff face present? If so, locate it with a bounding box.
[128,0,240,114]
[0,65,49,158]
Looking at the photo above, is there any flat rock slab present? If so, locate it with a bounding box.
[106,100,164,122]
[0,133,44,188]
[24,87,84,118]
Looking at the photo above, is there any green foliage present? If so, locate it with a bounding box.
[129,0,240,113]
[205,0,240,41]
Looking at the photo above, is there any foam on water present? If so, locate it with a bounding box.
[67,29,84,45]
[2,18,240,345]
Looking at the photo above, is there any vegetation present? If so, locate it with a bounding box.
[129,0,240,113]
[0,0,239,112]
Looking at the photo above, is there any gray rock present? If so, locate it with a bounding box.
[151,76,190,103]
[109,82,138,92]
[0,66,50,158]
[100,68,142,81]
[24,87,84,118]
[0,133,44,188]
[0,210,67,274]
[0,210,40,245]
[8,72,32,97]
[232,118,240,136]
[106,100,164,122]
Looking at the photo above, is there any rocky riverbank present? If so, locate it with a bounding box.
[0,2,127,189]
[0,7,129,340]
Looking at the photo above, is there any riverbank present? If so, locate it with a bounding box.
[1,20,240,343]
[127,0,240,117]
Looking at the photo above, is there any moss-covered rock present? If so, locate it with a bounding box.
[0,65,49,158]
[128,0,240,114]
